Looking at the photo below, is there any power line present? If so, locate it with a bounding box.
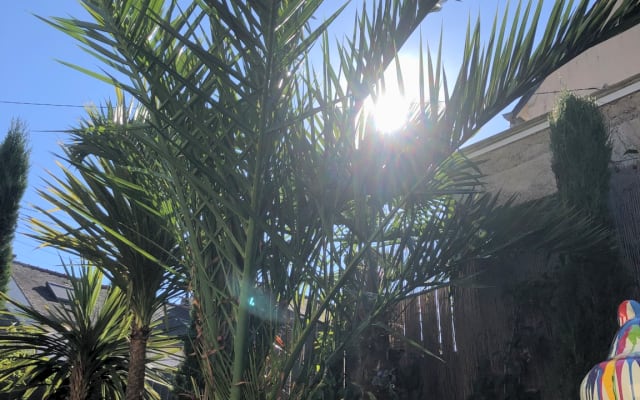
[1,87,607,111]
[30,129,76,134]
[0,100,95,109]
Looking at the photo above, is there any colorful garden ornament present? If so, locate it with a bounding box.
[580,300,640,399]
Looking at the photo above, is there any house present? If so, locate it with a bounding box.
[465,0,640,202]
[465,73,640,203]
[6,261,104,322]
[505,5,640,126]
[460,4,640,276]
[6,261,190,338]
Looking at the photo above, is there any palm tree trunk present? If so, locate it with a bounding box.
[126,322,150,400]
[352,262,393,399]
[355,323,392,399]
[69,358,89,400]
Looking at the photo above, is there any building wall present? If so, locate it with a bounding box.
[516,24,640,122]
[604,90,640,167]
[467,85,640,284]
[469,88,640,203]
[472,125,556,202]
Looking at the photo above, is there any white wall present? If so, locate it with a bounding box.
[516,25,640,122]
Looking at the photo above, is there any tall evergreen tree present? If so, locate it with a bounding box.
[550,93,613,221]
[0,120,29,297]
[549,92,631,397]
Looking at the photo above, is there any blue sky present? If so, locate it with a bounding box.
[1,1,117,271]
[1,0,534,272]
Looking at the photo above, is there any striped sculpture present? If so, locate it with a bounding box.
[580,300,640,400]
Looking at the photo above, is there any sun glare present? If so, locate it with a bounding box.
[366,91,411,134]
[360,54,423,135]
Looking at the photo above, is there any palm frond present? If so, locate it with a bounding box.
[44,0,640,398]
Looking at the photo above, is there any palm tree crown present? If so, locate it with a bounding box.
[41,0,640,398]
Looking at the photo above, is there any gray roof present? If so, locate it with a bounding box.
[10,261,86,315]
[8,261,189,337]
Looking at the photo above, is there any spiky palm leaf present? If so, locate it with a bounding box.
[0,265,179,399]
[44,0,640,398]
[30,94,182,400]
[0,266,127,399]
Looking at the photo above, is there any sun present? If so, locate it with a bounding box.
[361,53,422,135]
[365,90,411,134]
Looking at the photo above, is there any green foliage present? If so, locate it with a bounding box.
[0,265,131,399]
[0,349,31,399]
[546,92,631,398]
[0,265,179,399]
[32,95,183,327]
[173,306,205,399]
[0,120,29,298]
[30,93,184,399]
[44,0,640,399]
[471,92,633,399]
[550,92,613,219]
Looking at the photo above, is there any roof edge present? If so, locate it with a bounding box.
[12,261,112,290]
[12,260,69,279]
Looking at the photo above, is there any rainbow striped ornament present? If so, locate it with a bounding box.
[580,300,640,399]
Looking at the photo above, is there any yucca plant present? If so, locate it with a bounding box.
[44,0,640,398]
[0,266,131,399]
[0,265,180,399]
[30,92,183,400]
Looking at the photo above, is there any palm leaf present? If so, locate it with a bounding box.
[44,0,640,398]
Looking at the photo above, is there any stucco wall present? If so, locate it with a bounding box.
[472,126,556,202]
[603,90,640,167]
[516,24,640,122]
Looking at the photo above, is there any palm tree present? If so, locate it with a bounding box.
[46,0,640,398]
[0,265,131,399]
[0,120,29,298]
[31,95,182,400]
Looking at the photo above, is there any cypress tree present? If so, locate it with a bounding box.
[550,92,612,221]
[548,92,630,397]
[0,120,29,297]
